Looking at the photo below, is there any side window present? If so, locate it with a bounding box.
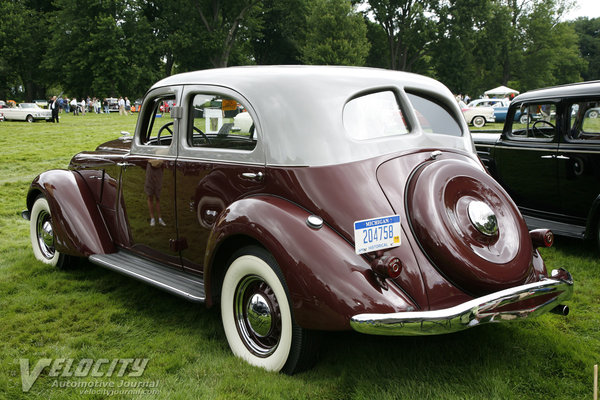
[343,91,409,140]
[188,94,257,151]
[568,101,600,141]
[509,102,556,141]
[407,92,462,136]
[141,95,176,146]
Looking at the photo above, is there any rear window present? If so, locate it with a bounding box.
[343,91,410,140]
[407,93,462,136]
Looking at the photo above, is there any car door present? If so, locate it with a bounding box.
[558,99,600,224]
[493,101,560,215]
[118,86,182,268]
[175,86,266,273]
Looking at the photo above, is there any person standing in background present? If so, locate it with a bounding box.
[70,98,78,115]
[118,96,125,115]
[49,96,59,123]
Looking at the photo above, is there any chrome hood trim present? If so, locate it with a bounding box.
[350,269,573,336]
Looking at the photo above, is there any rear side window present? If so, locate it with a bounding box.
[343,91,409,140]
[568,101,600,141]
[188,94,257,151]
[407,93,462,137]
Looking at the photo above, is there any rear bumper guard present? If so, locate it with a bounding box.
[350,268,573,336]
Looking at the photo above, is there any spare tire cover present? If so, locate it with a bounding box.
[406,158,532,296]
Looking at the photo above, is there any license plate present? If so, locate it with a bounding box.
[354,215,401,255]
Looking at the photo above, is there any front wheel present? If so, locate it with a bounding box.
[220,246,318,374]
[472,116,486,128]
[26,114,34,123]
[29,195,74,269]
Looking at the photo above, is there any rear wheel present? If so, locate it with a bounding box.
[220,246,318,374]
[472,116,486,128]
[29,195,74,269]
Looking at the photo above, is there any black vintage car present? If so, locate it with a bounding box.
[473,81,600,247]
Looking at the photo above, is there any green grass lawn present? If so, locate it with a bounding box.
[0,114,599,399]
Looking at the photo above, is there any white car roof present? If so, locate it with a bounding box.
[151,66,475,166]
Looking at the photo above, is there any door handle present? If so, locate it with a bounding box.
[556,155,570,160]
[241,172,264,182]
[540,155,555,159]
[117,162,135,168]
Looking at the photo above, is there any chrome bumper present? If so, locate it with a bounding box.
[350,269,573,336]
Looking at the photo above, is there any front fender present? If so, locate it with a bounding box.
[205,196,417,331]
[27,170,115,257]
[585,194,600,240]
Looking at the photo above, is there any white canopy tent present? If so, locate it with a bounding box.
[484,85,520,97]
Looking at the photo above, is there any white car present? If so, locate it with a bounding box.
[458,100,495,128]
[233,111,253,133]
[467,98,510,108]
[1,103,52,122]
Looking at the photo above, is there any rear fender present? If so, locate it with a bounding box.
[27,170,115,257]
[205,196,417,331]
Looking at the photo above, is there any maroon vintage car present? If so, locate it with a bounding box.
[23,66,573,374]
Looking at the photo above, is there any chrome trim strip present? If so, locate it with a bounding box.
[494,145,556,152]
[350,270,573,336]
[557,147,600,155]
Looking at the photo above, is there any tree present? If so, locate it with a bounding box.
[429,0,494,95]
[300,0,370,66]
[193,0,264,68]
[364,18,391,68]
[572,17,600,81]
[0,1,54,101]
[512,0,585,90]
[44,0,167,99]
[363,0,436,72]
[252,0,308,65]
[46,0,132,97]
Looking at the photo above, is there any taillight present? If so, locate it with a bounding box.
[530,229,553,248]
[371,256,403,280]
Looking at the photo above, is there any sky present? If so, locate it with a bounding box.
[562,0,600,20]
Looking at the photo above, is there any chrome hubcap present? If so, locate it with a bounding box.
[36,210,55,259]
[247,293,273,337]
[234,275,281,357]
[467,201,498,236]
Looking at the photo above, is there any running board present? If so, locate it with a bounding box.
[89,251,205,302]
[523,215,586,239]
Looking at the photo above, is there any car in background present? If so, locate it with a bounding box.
[34,99,48,108]
[467,98,517,123]
[22,66,573,374]
[0,100,7,109]
[1,103,51,122]
[131,99,143,112]
[105,97,119,112]
[473,81,600,248]
[458,100,495,127]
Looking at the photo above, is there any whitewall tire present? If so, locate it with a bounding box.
[30,196,70,268]
[472,116,486,128]
[221,246,318,374]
